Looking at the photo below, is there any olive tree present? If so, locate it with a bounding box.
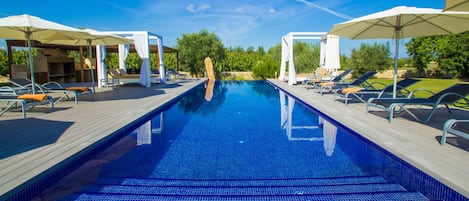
[176,29,225,77]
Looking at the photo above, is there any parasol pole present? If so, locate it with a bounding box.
[26,29,36,94]
[392,16,402,99]
[87,39,95,93]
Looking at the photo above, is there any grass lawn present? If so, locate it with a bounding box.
[367,78,462,97]
[366,78,469,108]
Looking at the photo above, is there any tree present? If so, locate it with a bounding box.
[252,58,278,79]
[292,42,320,73]
[348,42,391,75]
[0,49,8,75]
[176,29,226,77]
[406,36,438,73]
[435,33,469,78]
[406,32,469,78]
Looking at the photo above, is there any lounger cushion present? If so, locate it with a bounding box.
[66,87,90,92]
[342,87,363,94]
[18,94,48,101]
[319,82,335,87]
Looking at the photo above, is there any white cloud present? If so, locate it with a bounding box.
[296,0,353,20]
[269,8,276,14]
[186,3,211,13]
[186,4,196,12]
[199,4,211,11]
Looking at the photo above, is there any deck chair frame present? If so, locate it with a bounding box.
[366,84,469,123]
[9,78,91,104]
[0,86,54,118]
[319,71,377,95]
[440,119,469,145]
[335,78,421,105]
[305,69,353,89]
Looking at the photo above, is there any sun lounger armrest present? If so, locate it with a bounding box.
[441,119,469,145]
[435,92,469,105]
[42,81,65,90]
[0,86,20,95]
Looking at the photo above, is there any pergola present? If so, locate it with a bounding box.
[98,31,166,87]
[279,32,340,85]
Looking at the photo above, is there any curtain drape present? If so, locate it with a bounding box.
[133,32,151,87]
[118,43,130,71]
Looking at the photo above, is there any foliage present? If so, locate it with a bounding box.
[219,46,264,72]
[164,53,178,71]
[292,42,320,73]
[406,32,469,78]
[11,49,35,65]
[436,33,469,78]
[406,36,438,72]
[176,29,226,77]
[348,42,391,75]
[252,58,278,79]
[0,49,8,75]
[125,53,143,73]
[105,52,119,69]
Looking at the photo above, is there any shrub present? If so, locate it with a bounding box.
[252,59,279,80]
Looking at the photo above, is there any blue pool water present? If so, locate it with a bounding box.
[101,81,369,180]
[30,81,466,200]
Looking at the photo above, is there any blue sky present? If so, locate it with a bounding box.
[1,0,444,57]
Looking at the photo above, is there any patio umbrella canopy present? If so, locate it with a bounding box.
[42,28,134,92]
[0,14,93,94]
[328,6,469,98]
[444,0,469,11]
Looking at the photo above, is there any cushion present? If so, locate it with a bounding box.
[17,94,48,101]
[66,87,90,92]
[319,82,335,87]
[341,87,363,94]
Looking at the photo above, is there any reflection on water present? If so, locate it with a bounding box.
[279,90,337,156]
[320,116,337,157]
[135,112,164,145]
[178,80,228,115]
[204,79,215,101]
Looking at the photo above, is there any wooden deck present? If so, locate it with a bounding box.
[0,78,468,200]
[0,78,206,200]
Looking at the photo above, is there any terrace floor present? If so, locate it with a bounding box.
[269,79,469,199]
[0,78,468,200]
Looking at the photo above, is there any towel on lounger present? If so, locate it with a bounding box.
[17,94,48,101]
[66,87,89,92]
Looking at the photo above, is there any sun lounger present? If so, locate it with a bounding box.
[318,71,377,95]
[41,82,92,104]
[107,68,160,84]
[9,78,91,104]
[366,83,469,123]
[335,78,421,104]
[166,69,187,80]
[304,69,353,89]
[0,86,54,118]
[440,119,469,145]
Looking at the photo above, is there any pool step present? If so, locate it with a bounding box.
[62,176,429,201]
[94,175,389,187]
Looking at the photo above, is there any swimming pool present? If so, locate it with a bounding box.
[34,81,465,200]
